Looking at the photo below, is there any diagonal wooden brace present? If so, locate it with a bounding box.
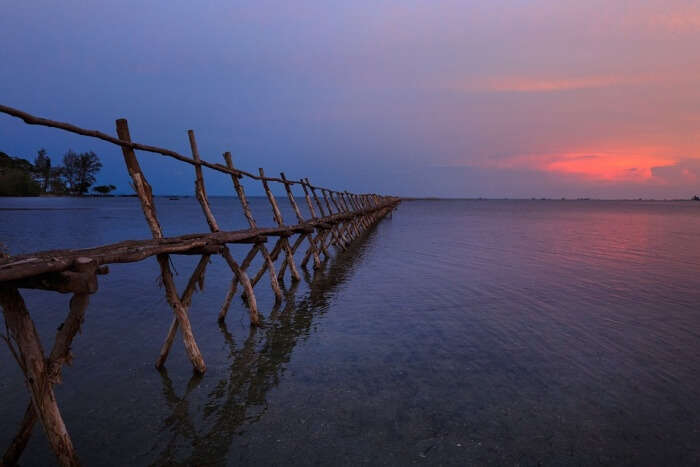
[0,286,81,467]
[2,257,100,466]
[219,246,259,325]
[156,254,207,374]
[156,254,211,369]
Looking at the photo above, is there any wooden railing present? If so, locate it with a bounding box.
[0,104,400,466]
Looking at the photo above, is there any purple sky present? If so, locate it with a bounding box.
[2,1,699,198]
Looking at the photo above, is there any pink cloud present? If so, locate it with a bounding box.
[646,10,700,33]
[482,75,643,93]
[446,68,700,94]
[483,149,682,182]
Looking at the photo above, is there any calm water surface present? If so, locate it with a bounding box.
[1,197,699,465]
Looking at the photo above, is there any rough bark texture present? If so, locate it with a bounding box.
[117,119,207,375]
[189,130,220,233]
[225,153,281,300]
[0,286,80,467]
[282,173,321,269]
[156,254,211,369]
[260,168,301,282]
[0,198,399,282]
[1,259,98,466]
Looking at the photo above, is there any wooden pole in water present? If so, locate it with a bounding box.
[306,178,327,217]
[329,191,354,246]
[250,240,284,288]
[156,254,211,368]
[219,248,260,324]
[281,173,321,269]
[192,131,262,326]
[343,193,363,238]
[148,130,225,355]
[223,152,256,226]
[223,152,281,302]
[306,183,333,258]
[273,233,307,280]
[0,286,80,467]
[189,130,220,232]
[300,180,317,219]
[259,168,300,282]
[280,172,304,222]
[306,179,335,256]
[189,133,262,325]
[2,257,98,466]
[219,243,261,314]
[299,179,332,259]
[321,189,335,215]
[328,190,343,214]
[116,119,206,374]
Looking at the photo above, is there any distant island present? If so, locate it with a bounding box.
[0,149,115,196]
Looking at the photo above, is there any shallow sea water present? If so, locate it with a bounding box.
[1,197,699,465]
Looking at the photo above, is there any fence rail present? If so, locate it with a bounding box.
[0,104,400,467]
[0,104,361,189]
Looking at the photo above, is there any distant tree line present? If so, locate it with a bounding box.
[0,148,115,196]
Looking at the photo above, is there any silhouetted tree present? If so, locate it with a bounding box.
[63,150,102,195]
[0,151,41,196]
[33,148,51,193]
[92,184,116,195]
[49,167,67,194]
[0,169,41,196]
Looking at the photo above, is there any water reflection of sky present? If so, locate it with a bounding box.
[1,199,700,465]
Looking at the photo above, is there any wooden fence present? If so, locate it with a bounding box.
[0,104,400,466]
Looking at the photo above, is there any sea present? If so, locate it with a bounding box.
[1,197,699,465]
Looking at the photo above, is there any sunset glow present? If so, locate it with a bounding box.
[483,147,694,184]
[1,0,699,198]
[544,152,677,181]
[5,3,700,466]
[472,75,651,93]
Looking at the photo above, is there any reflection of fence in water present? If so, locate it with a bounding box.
[0,104,400,466]
[153,237,374,465]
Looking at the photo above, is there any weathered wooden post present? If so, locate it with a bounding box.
[281,173,321,269]
[317,188,342,249]
[223,152,281,302]
[259,168,300,282]
[330,191,355,245]
[300,180,318,219]
[188,133,262,326]
[300,181,331,259]
[156,254,212,368]
[1,257,106,466]
[0,286,80,467]
[116,119,206,374]
[321,189,335,215]
[309,180,343,248]
[305,179,326,217]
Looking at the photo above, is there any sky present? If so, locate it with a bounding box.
[1,0,699,198]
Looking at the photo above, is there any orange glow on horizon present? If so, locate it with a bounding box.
[446,67,700,94]
[544,152,677,181]
[485,75,639,93]
[487,148,688,183]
